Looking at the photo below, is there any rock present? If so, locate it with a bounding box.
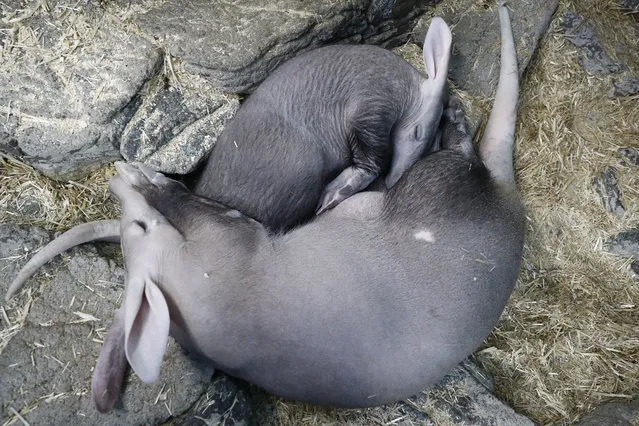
[603,226,639,275]
[621,0,639,10]
[619,147,639,166]
[411,360,534,425]
[605,228,639,259]
[562,11,624,75]
[412,0,558,98]
[620,0,639,22]
[120,75,240,174]
[136,0,435,93]
[0,224,52,297]
[575,398,639,425]
[0,7,162,181]
[561,8,637,99]
[593,166,625,216]
[609,76,639,98]
[175,374,255,425]
[0,225,214,425]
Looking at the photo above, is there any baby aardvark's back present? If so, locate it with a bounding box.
[194,41,445,231]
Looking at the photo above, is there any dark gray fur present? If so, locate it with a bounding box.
[194,40,449,231]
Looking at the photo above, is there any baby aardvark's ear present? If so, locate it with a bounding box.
[422,17,452,83]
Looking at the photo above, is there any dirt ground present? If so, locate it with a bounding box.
[1,0,638,424]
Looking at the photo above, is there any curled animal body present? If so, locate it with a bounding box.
[194,16,453,227]
[93,2,524,411]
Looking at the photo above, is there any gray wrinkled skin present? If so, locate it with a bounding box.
[98,3,523,409]
[108,95,523,406]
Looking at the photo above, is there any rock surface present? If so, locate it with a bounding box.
[120,75,240,174]
[593,166,625,216]
[619,147,639,166]
[605,228,639,259]
[620,0,639,22]
[136,0,435,94]
[609,76,639,98]
[413,0,559,98]
[0,225,217,425]
[575,398,639,425]
[603,225,639,276]
[562,10,624,75]
[0,4,162,180]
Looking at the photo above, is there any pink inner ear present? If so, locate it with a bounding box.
[123,276,170,383]
[423,17,452,79]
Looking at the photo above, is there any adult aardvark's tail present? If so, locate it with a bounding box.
[479,2,519,190]
[5,220,120,301]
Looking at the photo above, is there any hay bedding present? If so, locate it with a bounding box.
[1,0,639,424]
[474,1,639,423]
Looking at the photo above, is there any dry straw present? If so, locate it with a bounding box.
[475,0,639,421]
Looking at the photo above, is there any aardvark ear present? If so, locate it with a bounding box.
[123,274,170,383]
[91,304,127,413]
[422,17,452,82]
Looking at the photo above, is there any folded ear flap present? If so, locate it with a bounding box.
[92,304,128,413]
[422,17,452,81]
[123,275,170,383]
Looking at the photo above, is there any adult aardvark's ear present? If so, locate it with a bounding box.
[123,273,170,383]
[108,161,175,383]
[422,17,452,83]
[91,304,128,412]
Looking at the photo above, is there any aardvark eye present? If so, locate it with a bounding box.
[134,220,147,232]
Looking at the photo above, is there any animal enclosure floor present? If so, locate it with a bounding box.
[1,0,638,424]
